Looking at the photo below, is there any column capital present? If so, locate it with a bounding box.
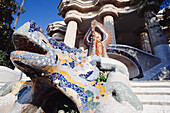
[64,10,82,25]
[98,4,118,21]
[138,0,160,18]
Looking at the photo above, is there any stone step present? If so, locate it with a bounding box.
[130,81,170,87]
[136,95,170,104]
[142,105,170,113]
[131,87,170,94]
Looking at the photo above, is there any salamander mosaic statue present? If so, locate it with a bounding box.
[0,20,143,113]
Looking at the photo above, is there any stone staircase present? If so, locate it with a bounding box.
[130,81,170,113]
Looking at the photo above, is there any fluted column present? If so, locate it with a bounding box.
[140,32,152,53]
[103,15,116,44]
[145,10,170,60]
[64,21,78,48]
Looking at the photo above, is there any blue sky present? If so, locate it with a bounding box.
[12,0,169,34]
[13,0,64,33]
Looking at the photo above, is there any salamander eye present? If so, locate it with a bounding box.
[42,39,47,44]
[55,55,58,64]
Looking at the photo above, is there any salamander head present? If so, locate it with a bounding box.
[10,20,58,77]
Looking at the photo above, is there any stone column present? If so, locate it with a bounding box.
[64,20,78,48]
[103,15,116,44]
[145,10,170,60]
[140,32,152,53]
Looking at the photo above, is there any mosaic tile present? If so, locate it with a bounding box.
[8,20,143,112]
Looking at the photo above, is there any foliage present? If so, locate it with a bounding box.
[0,50,14,68]
[130,0,170,9]
[0,0,25,68]
[130,0,144,6]
[97,71,108,82]
[160,0,170,9]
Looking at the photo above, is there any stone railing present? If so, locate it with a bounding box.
[108,44,161,72]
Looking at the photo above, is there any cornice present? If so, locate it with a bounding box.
[58,0,99,17]
[64,10,83,25]
[58,0,137,17]
[64,4,137,24]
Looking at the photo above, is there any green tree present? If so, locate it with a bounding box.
[0,0,25,68]
[131,0,170,9]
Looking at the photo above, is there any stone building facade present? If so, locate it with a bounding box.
[47,0,170,80]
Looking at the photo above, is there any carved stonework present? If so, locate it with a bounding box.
[58,0,133,16]
[145,11,168,47]
[144,10,170,60]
